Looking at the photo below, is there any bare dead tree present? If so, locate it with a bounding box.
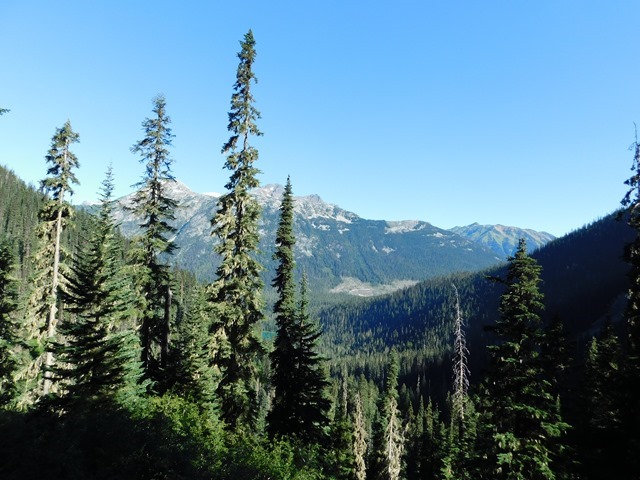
[452,284,470,423]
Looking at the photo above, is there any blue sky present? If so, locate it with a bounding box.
[1,1,638,237]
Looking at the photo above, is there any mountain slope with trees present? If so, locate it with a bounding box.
[2,28,639,480]
[112,181,505,292]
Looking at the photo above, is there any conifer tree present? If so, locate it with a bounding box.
[268,177,329,443]
[620,130,640,472]
[209,30,265,431]
[479,238,567,480]
[19,121,80,399]
[55,167,146,411]
[579,320,625,479]
[0,240,18,406]
[171,284,219,415]
[353,391,369,480]
[294,274,331,440]
[451,283,470,425]
[0,108,9,115]
[370,352,406,480]
[325,375,356,479]
[129,94,177,385]
[442,285,477,480]
[268,177,298,437]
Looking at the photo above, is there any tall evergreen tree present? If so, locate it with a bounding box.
[578,320,625,479]
[39,121,79,395]
[620,130,640,473]
[209,29,265,431]
[479,238,567,480]
[129,94,177,386]
[55,167,146,411]
[170,283,219,415]
[269,177,303,437]
[353,391,369,480]
[269,249,331,444]
[295,274,331,441]
[0,240,18,406]
[370,352,406,480]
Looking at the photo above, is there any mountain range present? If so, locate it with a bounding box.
[450,223,555,258]
[111,180,555,296]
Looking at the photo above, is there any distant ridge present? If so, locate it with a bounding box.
[449,222,555,258]
[110,180,505,293]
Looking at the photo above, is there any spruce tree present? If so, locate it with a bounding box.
[129,94,177,386]
[209,29,265,431]
[55,167,146,411]
[479,238,567,480]
[0,240,18,406]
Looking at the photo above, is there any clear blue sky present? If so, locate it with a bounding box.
[1,1,638,237]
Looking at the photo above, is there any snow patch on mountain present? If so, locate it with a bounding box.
[384,220,431,234]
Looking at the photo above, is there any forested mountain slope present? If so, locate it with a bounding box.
[319,212,632,380]
[0,165,94,288]
[111,181,504,292]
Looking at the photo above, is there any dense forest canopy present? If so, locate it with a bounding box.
[1,33,639,480]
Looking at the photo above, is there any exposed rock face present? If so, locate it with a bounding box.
[112,181,511,294]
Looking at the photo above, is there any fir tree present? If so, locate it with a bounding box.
[620,129,640,473]
[353,391,369,480]
[55,167,146,411]
[325,375,356,479]
[129,94,177,386]
[268,177,298,437]
[170,284,219,416]
[209,30,265,431]
[268,178,330,444]
[579,320,625,479]
[370,352,406,480]
[18,121,80,400]
[294,274,331,441]
[0,240,18,406]
[480,238,567,480]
